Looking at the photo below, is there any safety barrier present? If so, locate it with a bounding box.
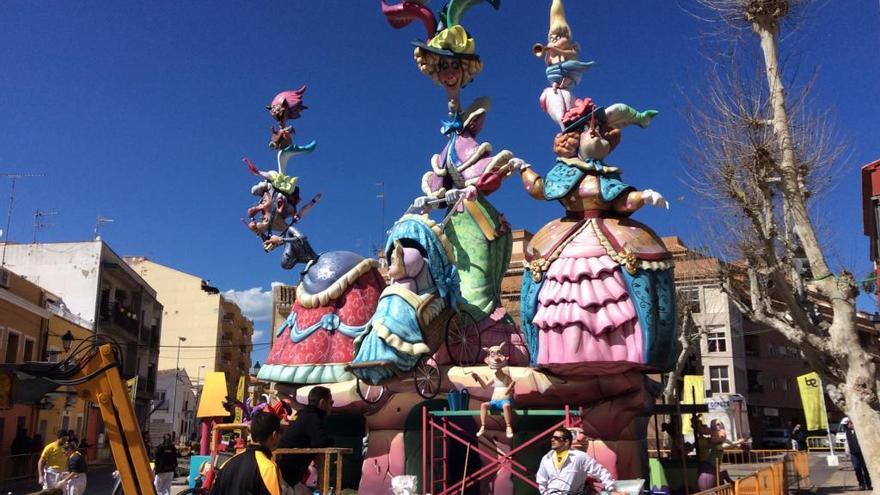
[654,450,810,495]
[692,483,735,495]
[805,435,844,452]
[721,449,791,465]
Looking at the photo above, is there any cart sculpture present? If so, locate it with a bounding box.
[347,204,481,404]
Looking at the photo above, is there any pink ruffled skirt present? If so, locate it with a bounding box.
[533,225,643,365]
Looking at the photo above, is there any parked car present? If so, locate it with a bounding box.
[761,428,792,449]
[836,417,850,449]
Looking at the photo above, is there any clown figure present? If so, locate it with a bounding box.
[470,343,515,438]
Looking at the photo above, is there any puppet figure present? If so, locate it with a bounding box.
[382,1,528,353]
[470,343,515,438]
[535,0,593,94]
[243,86,321,270]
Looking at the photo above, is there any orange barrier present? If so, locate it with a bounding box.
[671,450,810,495]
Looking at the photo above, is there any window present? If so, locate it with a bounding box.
[781,378,790,392]
[61,414,70,432]
[707,331,727,353]
[744,335,760,357]
[709,366,730,394]
[47,346,61,363]
[23,338,35,362]
[4,331,20,363]
[747,369,763,393]
[680,288,701,314]
[156,391,168,410]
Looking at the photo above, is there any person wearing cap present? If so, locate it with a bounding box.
[537,427,622,495]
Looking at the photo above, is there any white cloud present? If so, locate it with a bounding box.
[223,282,283,323]
[253,329,266,340]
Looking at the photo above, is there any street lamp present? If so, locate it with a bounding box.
[172,336,186,443]
[252,361,261,374]
[61,330,74,352]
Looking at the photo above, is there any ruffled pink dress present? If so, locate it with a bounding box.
[532,225,643,365]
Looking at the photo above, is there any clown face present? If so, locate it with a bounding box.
[438,57,464,91]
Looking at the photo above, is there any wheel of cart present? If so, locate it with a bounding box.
[352,354,441,403]
[412,355,441,398]
[355,375,386,405]
[445,310,481,366]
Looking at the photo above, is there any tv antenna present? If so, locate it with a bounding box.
[94,216,114,240]
[32,209,58,243]
[1,172,46,266]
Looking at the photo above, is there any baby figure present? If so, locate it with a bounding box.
[470,343,515,438]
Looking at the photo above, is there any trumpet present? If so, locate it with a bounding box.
[532,43,546,57]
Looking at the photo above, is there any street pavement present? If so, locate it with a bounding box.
[807,452,875,494]
[1,464,192,495]
[3,451,874,494]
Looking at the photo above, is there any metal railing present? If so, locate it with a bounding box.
[0,453,40,483]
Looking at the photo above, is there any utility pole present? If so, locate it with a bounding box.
[1,172,46,265]
[172,336,186,443]
[32,209,58,243]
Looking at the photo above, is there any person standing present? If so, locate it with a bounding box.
[58,441,88,495]
[277,386,334,494]
[536,427,622,495]
[791,424,806,451]
[10,427,30,476]
[210,412,284,495]
[154,434,178,495]
[37,430,69,489]
[845,420,873,491]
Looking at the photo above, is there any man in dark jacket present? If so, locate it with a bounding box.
[210,412,283,495]
[277,386,334,492]
[845,420,873,491]
[153,434,178,495]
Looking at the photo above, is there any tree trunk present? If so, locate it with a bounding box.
[754,22,880,487]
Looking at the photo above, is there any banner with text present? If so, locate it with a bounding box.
[796,372,827,431]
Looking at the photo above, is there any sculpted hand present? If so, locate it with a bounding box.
[413,196,431,211]
[509,158,532,172]
[263,235,283,252]
[641,189,669,210]
[444,188,465,205]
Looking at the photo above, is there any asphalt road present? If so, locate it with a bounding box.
[1,464,191,495]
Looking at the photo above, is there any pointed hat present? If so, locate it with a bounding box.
[549,0,571,37]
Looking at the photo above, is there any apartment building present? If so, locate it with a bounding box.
[125,258,253,401]
[0,241,163,427]
[149,368,197,445]
[0,267,48,454]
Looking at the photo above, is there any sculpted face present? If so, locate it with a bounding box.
[438,57,464,91]
[483,343,509,369]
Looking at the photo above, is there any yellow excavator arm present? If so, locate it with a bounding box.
[72,344,156,495]
[1,342,156,495]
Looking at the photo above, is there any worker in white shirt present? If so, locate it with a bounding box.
[536,427,622,495]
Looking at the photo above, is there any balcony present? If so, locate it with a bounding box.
[99,301,140,334]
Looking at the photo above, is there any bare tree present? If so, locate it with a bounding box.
[663,292,703,404]
[688,0,879,483]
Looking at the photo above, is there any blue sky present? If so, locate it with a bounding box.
[2,1,878,366]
